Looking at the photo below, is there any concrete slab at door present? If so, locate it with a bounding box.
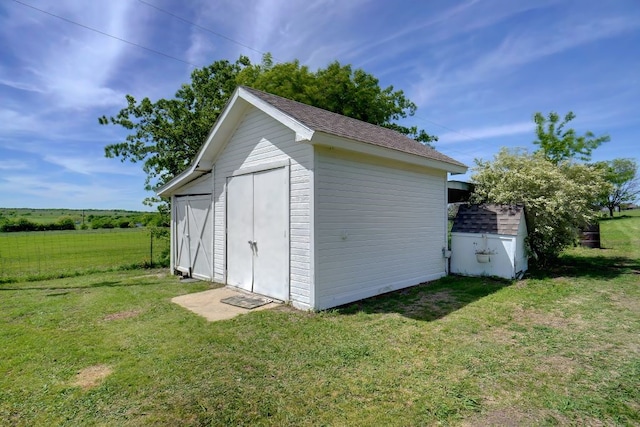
[252,168,289,300]
[227,174,253,291]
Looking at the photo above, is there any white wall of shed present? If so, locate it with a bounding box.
[212,107,313,309]
[172,172,212,195]
[314,147,448,310]
[450,232,517,279]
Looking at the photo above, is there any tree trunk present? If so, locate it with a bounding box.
[608,206,614,217]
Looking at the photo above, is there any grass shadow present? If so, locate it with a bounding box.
[0,280,162,291]
[334,275,511,321]
[529,253,640,280]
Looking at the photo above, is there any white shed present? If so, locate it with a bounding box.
[450,204,528,279]
[157,86,467,310]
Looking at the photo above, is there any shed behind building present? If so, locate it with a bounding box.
[450,204,528,279]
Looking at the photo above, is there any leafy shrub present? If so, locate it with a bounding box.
[472,148,609,265]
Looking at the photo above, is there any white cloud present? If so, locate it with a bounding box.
[438,122,534,144]
[0,160,29,170]
[0,0,142,110]
[43,154,140,176]
[0,173,146,209]
[411,11,640,107]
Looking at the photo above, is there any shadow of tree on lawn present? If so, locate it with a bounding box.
[529,252,640,280]
[334,252,638,321]
[0,280,162,292]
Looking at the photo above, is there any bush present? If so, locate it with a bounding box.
[472,148,609,265]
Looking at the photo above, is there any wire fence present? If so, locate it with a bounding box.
[0,228,170,282]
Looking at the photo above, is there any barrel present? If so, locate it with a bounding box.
[579,223,601,248]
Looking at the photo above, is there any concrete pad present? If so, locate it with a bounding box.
[171,287,280,321]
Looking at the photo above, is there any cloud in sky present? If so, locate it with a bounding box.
[42,155,140,176]
[438,122,534,145]
[1,0,639,209]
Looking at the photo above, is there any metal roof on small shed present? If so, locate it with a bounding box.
[451,204,525,236]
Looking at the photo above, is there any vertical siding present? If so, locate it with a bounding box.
[212,108,313,308]
[315,148,447,310]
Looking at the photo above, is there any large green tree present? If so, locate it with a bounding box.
[533,111,610,164]
[471,148,609,265]
[595,158,639,217]
[100,54,435,204]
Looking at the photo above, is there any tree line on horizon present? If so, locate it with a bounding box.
[0,212,168,233]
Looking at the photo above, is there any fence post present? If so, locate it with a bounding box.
[150,231,154,268]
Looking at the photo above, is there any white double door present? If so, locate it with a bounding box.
[226,167,288,300]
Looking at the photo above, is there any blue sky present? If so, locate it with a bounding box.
[1,0,639,210]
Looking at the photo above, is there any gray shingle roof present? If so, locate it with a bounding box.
[452,204,525,236]
[242,86,466,168]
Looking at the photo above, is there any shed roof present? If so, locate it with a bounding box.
[158,86,467,196]
[242,86,466,168]
[451,204,525,236]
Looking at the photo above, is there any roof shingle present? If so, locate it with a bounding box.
[241,86,466,168]
[452,204,525,236]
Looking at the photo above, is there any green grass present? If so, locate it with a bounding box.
[0,228,169,282]
[0,216,638,425]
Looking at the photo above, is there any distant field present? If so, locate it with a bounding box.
[0,208,159,225]
[0,228,169,282]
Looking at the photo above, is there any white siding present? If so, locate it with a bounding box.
[450,231,529,279]
[173,173,212,195]
[212,108,313,309]
[314,148,447,310]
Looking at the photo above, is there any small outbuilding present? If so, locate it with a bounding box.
[450,204,528,279]
[158,86,467,310]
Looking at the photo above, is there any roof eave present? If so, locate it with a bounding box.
[310,131,468,173]
[156,86,316,197]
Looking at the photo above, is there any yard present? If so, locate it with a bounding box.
[0,228,168,282]
[0,212,638,425]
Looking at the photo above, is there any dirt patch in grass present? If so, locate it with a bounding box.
[129,272,168,280]
[72,365,112,390]
[103,310,141,321]
[485,326,520,345]
[461,408,570,426]
[401,290,458,317]
[608,292,640,313]
[513,306,586,331]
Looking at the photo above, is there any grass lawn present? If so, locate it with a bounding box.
[0,228,168,282]
[0,215,638,425]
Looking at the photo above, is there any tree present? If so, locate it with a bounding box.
[533,111,610,164]
[595,158,640,217]
[100,56,251,203]
[100,54,436,205]
[471,148,609,265]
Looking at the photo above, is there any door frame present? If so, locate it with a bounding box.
[173,194,214,280]
[224,160,290,299]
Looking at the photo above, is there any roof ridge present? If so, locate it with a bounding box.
[239,86,466,168]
